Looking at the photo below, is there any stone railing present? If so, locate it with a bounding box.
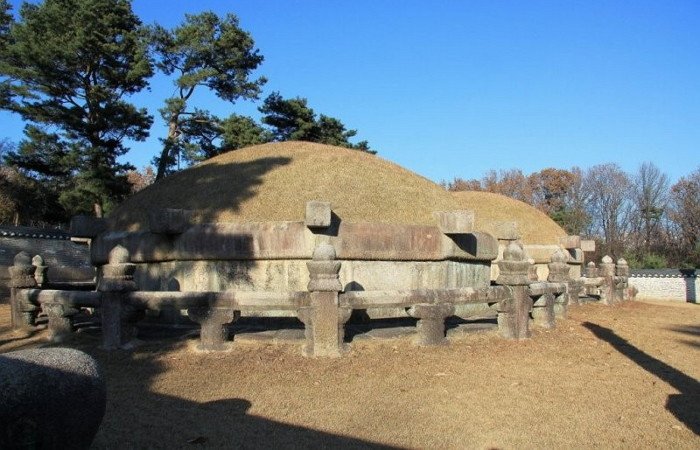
[579,256,635,304]
[9,239,615,358]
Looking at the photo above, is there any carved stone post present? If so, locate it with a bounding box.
[616,258,630,302]
[32,255,48,287]
[408,303,455,345]
[9,252,38,331]
[187,307,238,351]
[599,255,616,305]
[548,249,571,318]
[584,261,598,278]
[496,242,533,339]
[98,246,137,350]
[299,244,350,357]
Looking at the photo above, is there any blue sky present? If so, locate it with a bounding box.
[2,0,699,183]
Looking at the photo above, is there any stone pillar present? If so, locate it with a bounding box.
[548,249,571,318]
[616,258,630,302]
[496,242,533,340]
[97,246,138,350]
[187,307,238,351]
[9,252,38,331]
[407,303,455,346]
[599,255,616,306]
[32,255,48,288]
[527,258,538,282]
[584,261,598,297]
[299,243,350,357]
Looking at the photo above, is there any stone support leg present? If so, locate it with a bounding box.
[497,286,532,339]
[408,303,455,346]
[188,307,238,351]
[532,293,555,329]
[43,302,79,343]
[553,293,568,319]
[100,292,123,350]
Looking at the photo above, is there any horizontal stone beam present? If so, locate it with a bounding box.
[18,289,101,308]
[581,240,596,252]
[527,282,567,297]
[339,286,509,309]
[489,221,520,241]
[93,221,500,263]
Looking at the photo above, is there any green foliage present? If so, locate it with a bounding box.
[0,0,153,216]
[260,92,375,153]
[151,11,265,179]
[624,252,668,269]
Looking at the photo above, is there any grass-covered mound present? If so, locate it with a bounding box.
[451,190,567,245]
[110,141,462,230]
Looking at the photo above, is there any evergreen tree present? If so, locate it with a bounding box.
[0,0,152,217]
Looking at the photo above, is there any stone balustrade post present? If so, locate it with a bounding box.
[407,303,455,345]
[9,252,38,331]
[584,261,598,278]
[97,246,138,350]
[531,293,555,329]
[496,242,533,339]
[616,258,630,302]
[32,255,48,288]
[548,249,571,318]
[599,255,616,305]
[187,306,238,351]
[299,243,350,357]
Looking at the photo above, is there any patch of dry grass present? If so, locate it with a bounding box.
[110,142,462,231]
[1,300,698,448]
[452,190,567,245]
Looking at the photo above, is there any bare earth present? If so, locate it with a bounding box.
[1,300,698,449]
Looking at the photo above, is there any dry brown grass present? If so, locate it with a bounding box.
[452,190,567,245]
[1,300,698,449]
[110,142,462,231]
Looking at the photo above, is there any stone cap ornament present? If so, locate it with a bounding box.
[306,243,342,292]
[547,248,571,283]
[98,246,137,292]
[599,255,616,277]
[32,255,48,286]
[496,242,531,286]
[8,251,37,288]
[616,258,630,277]
[585,261,598,278]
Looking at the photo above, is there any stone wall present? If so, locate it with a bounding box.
[629,269,698,303]
[0,226,93,301]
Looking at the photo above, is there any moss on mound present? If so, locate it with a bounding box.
[111,141,462,230]
[451,191,566,245]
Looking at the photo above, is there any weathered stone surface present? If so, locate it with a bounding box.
[0,348,106,449]
[305,201,332,228]
[69,215,107,238]
[432,210,474,235]
[496,243,532,339]
[31,255,47,287]
[585,261,598,278]
[616,258,630,277]
[443,232,499,261]
[91,231,173,265]
[559,235,581,249]
[9,252,38,330]
[490,221,519,240]
[581,240,596,252]
[334,222,443,260]
[547,249,571,283]
[496,242,531,286]
[148,208,194,235]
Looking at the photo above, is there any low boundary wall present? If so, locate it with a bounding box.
[629,269,698,303]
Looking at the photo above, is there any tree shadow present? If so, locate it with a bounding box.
[582,322,700,435]
[109,156,292,230]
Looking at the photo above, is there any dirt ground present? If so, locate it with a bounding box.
[1,300,698,449]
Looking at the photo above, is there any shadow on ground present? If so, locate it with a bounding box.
[583,322,700,436]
